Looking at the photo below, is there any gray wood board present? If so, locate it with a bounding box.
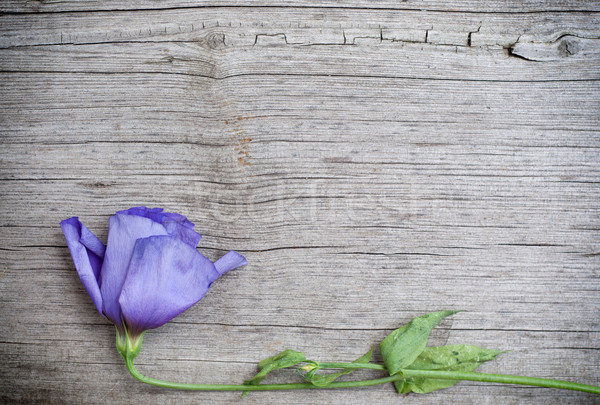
[1,3,599,405]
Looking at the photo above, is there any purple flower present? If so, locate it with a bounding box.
[60,207,247,339]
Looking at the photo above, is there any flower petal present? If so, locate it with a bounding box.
[60,217,105,314]
[116,206,201,247]
[214,250,248,275]
[100,214,169,327]
[118,235,221,335]
[116,206,194,229]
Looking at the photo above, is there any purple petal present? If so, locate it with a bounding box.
[118,235,221,335]
[116,206,201,247]
[214,251,247,275]
[116,207,194,229]
[100,214,169,327]
[60,217,105,315]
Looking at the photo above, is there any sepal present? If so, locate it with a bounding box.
[116,328,127,360]
[125,328,146,361]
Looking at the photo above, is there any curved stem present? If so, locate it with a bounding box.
[125,357,402,391]
[400,369,600,395]
[126,357,600,395]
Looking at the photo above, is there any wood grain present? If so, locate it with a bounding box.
[1,3,599,404]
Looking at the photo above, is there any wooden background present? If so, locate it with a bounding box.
[1,1,599,404]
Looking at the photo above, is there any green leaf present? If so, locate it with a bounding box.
[400,344,503,394]
[245,349,306,385]
[242,349,306,397]
[380,310,460,376]
[301,348,374,387]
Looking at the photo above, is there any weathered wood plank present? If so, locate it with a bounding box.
[0,3,599,404]
[2,41,600,82]
[2,8,599,53]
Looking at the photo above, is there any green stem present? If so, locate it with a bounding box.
[308,361,600,395]
[126,357,600,395]
[400,369,600,395]
[125,357,402,391]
